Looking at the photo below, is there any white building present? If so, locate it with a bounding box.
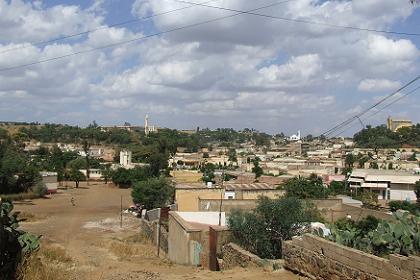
[290,130,301,141]
[144,114,157,135]
[348,169,420,201]
[120,150,132,166]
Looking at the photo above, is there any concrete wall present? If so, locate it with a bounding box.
[168,212,206,266]
[283,234,420,280]
[321,203,394,223]
[199,199,257,212]
[175,188,222,211]
[241,190,283,199]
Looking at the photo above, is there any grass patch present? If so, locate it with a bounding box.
[0,192,42,202]
[17,256,71,280]
[42,245,73,263]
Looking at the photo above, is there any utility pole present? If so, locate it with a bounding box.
[120,195,123,228]
[218,168,225,226]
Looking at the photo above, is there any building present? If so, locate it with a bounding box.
[348,169,420,201]
[290,130,301,141]
[386,116,412,132]
[175,183,283,212]
[120,150,132,166]
[144,114,157,135]
[40,171,58,194]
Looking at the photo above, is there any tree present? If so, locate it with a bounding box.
[68,168,86,188]
[100,164,113,184]
[131,178,174,209]
[345,153,355,168]
[281,174,329,199]
[112,168,133,188]
[201,163,215,183]
[228,196,321,259]
[251,157,263,180]
[415,180,420,205]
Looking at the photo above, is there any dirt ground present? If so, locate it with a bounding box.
[15,182,301,280]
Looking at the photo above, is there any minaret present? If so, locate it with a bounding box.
[144,114,149,136]
[297,130,301,140]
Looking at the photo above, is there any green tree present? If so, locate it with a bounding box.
[281,174,329,199]
[68,168,86,188]
[131,177,174,209]
[112,168,133,188]
[201,163,215,183]
[251,157,263,180]
[415,180,420,205]
[100,164,113,184]
[228,196,321,258]
[345,153,355,168]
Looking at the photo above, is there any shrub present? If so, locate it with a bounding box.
[388,200,419,215]
[32,181,47,197]
[228,196,322,259]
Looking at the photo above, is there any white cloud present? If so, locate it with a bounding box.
[358,79,401,92]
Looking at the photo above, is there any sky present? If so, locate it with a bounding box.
[0,0,419,136]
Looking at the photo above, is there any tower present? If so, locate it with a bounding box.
[144,114,149,136]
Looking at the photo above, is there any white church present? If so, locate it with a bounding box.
[289,130,301,141]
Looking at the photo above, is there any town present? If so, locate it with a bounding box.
[1,0,420,279]
[1,115,419,279]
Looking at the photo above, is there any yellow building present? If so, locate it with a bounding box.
[387,116,412,132]
[175,183,284,212]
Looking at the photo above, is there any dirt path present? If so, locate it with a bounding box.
[15,182,301,280]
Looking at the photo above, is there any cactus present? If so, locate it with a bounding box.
[1,200,40,278]
[327,212,420,257]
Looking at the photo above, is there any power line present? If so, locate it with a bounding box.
[176,0,420,37]
[329,83,420,138]
[0,0,293,73]
[0,0,219,55]
[321,75,420,137]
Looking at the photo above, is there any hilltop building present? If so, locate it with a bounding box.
[290,130,301,141]
[387,116,412,132]
[144,114,157,135]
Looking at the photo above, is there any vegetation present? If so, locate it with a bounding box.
[228,196,322,259]
[251,157,263,180]
[111,166,151,188]
[326,212,420,257]
[131,177,174,209]
[201,163,215,183]
[388,200,419,215]
[1,201,40,279]
[281,174,329,199]
[354,124,420,148]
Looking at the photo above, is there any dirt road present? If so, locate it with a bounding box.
[15,182,300,280]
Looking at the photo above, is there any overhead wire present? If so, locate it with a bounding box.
[320,75,420,137]
[0,0,293,73]
[329,84,420,138]
[0,0,219,54]
[175,0,420,37]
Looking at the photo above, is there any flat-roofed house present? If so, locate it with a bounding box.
[348,169,420,201]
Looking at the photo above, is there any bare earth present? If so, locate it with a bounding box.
[15,182,301,280]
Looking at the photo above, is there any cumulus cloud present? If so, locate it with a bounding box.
[358,79,401,92]
[0,0,418,134]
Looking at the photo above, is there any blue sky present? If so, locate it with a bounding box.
[0,0,419,136]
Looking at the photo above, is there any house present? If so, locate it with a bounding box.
[175,183,283,212]
[348,169,420,201]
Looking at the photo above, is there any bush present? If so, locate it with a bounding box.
[32,181,47,197]
[388,200,419,215]
[228,196,322,259]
